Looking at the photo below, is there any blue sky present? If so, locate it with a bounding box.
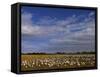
[21,6,95,53]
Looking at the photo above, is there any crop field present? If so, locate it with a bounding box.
[21,54,95,71]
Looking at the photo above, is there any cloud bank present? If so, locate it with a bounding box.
[21,7,95,53]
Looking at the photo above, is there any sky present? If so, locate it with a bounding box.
[21,6,95,53]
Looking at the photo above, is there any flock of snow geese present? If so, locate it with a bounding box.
[21,55,95,70]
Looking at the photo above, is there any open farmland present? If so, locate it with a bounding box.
[21,54,95,71]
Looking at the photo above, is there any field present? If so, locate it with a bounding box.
[21,54,95,71]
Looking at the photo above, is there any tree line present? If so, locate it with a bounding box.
[22,51,95,55]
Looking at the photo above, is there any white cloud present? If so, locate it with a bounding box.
[22,25,42,35]
[56,15,77,26]
[49,16,95,45]
[21,10,95,52]
[22,12,33,25]
[89,12,95,17]
[21,13,77,36]
[22,11,95,45]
